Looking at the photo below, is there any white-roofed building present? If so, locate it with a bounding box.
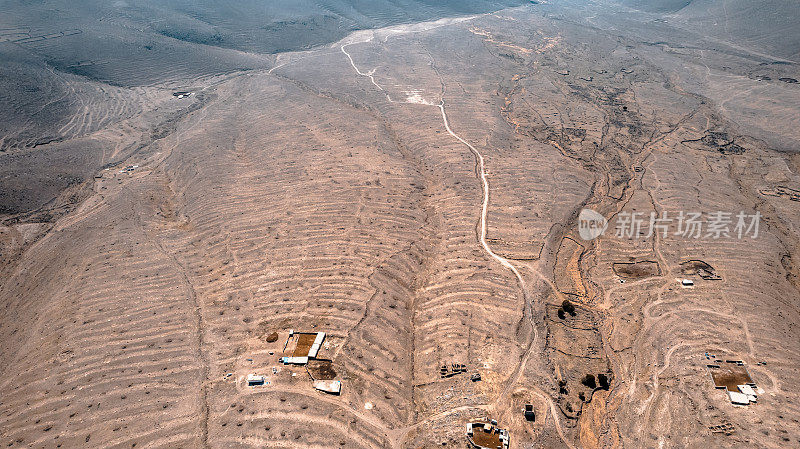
[727,390,750,405]
[246,374,265,386]
[737,384,757,402]
[312,380,342,395]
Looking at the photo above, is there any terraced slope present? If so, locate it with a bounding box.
[2,1,800,449]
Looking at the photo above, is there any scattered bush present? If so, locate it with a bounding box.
[562,300,576,316]
[581,373,596,389]
[598,373,609,390]
[557,308,565,319]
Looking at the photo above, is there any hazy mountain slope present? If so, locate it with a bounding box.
[621,0,800,61]
[0,0,527,86]
[0,0,526,217]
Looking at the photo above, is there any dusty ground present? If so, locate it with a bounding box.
[1,1,800,448]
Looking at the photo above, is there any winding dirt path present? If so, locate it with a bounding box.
[341,44,394,102]
[341,34,574,448]
[439,100,573,448]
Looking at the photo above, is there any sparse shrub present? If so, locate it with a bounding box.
[581,373,596,389]
[557,308,565,319]
[578,392,586,401]
[598,373,609,390]
[562,300,576,316]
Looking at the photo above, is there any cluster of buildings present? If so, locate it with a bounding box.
[706,357,759,406]
[246,329,523,446]
[118,164,138,174]
[246,330,341,395]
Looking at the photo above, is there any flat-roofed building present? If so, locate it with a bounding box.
[313,380,342,395]
[246,374,265,386]
[728,390,750,405]
[737,384,758,402]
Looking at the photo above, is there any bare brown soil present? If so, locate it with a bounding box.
[710,364,755,392]
[2,1,800,449]
[307,360,338,381]
[680,260,721,280]
[612,261,661,279]
[470,424,503,447]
